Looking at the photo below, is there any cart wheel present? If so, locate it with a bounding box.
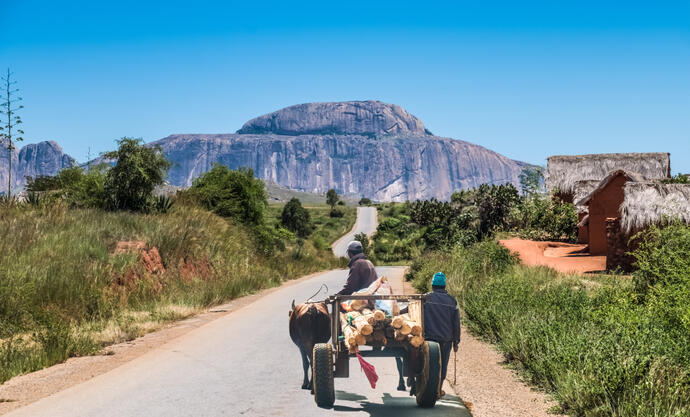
[415,341,442,408]
[312,343,335,408]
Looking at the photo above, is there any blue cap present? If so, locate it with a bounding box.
[432,272,446,287]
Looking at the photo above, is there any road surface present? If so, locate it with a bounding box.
[7,267,470,417]
[332,207,378,257]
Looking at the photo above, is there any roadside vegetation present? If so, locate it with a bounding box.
[368,168,576,264]
[406,225,690,416]
[0,140,351,384]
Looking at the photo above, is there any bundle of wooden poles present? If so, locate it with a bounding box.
[340,301,424,354]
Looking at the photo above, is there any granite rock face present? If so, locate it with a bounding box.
[3,101,527,201]
[153,134,524,201]
[153,101,526,201]
[237,101,428,138]
[0,140,75,192]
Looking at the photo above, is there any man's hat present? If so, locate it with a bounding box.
[432,272,446,287]
[347,241,363,253]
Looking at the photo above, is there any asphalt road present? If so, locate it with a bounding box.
[332,207,378,258]
[7,267,470,417]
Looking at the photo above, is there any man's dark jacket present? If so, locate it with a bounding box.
[423,287,461,344]
[337,253,377,295]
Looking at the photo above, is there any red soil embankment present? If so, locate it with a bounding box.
[499,238,606,275]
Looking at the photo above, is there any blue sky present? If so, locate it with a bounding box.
[1,1,689,172]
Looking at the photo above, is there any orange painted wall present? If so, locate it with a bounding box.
[587,175,627,255]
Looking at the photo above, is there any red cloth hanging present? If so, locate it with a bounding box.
[356,351,378,389]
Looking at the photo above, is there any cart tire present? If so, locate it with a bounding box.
[415,341,442,408]
[312,343,335,408]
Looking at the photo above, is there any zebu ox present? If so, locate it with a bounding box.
[289,300,331,392]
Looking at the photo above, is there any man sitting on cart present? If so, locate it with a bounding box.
[423,272,461,398]
[337,241,378,295]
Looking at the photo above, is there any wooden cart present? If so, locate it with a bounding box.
[311,294,442,409]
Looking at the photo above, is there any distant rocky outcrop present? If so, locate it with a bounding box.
[237,101,428,138]
[0,140,75,192]
[6,101,528,201]
[152,100,526,201]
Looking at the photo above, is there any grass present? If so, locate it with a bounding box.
[265,203,356,252]
[406,240,690,417]
[0,201,348,383]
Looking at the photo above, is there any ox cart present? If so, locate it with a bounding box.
[311,294,442,409]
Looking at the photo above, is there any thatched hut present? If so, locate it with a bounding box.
[576,170,645,255]
[545,153,671,203]
[605,182,690,270]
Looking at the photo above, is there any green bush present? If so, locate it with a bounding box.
[511,195,577,242]
[281,198,312,238]
[190,164,267,226]
[103,137,171,211]
[632,223,690,293]
[353,232,372,258]
[359,197,372,206]
[329,208,344,218]
[26,165,109,209]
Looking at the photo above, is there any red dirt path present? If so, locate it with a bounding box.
[499,238,606,275]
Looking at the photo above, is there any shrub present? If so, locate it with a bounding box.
[474,183,520,237]
[353,232,372,258]
[190,164,267,226]
[359,197,372,206]
[329,208,344,218]
[103,137,171,211]
[281,198,312,238]
[26,165,109,209]
[337,200,345,206]
[326,188,339,210]
[632,222,690,294]
[512,195,577,242]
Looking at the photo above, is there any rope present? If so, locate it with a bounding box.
[306,284,328,302]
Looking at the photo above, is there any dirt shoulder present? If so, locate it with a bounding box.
[449,326,564,417]
[0,269,335,415]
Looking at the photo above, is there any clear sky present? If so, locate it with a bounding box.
[1,1,689,172]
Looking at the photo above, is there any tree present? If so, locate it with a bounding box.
[474,183,520,237]
[519,166,544,196]
[326,188,339,209]
[281,198,312,238]
[103,137,171,211]
[359,197,372,206]
[0,69,24,198]
[190,164,268,225]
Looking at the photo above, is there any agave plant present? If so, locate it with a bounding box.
[154,195,174,214]
[26,191,43,208]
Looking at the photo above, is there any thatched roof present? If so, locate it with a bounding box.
[545,153,670,194]
[576,170,646,207]
[573,180,600,213]
[620,182,690,233]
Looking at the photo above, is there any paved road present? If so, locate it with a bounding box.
[332,207,378,257]
[7,267,470,417]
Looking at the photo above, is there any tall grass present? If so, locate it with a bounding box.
[406,240,690,416]
[0,202,345,383]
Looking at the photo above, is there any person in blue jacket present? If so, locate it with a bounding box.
[423,272,461,398]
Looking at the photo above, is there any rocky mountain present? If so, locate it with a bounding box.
[0,140,75,193]
[5,101,528,201]
[152,101,526,201]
